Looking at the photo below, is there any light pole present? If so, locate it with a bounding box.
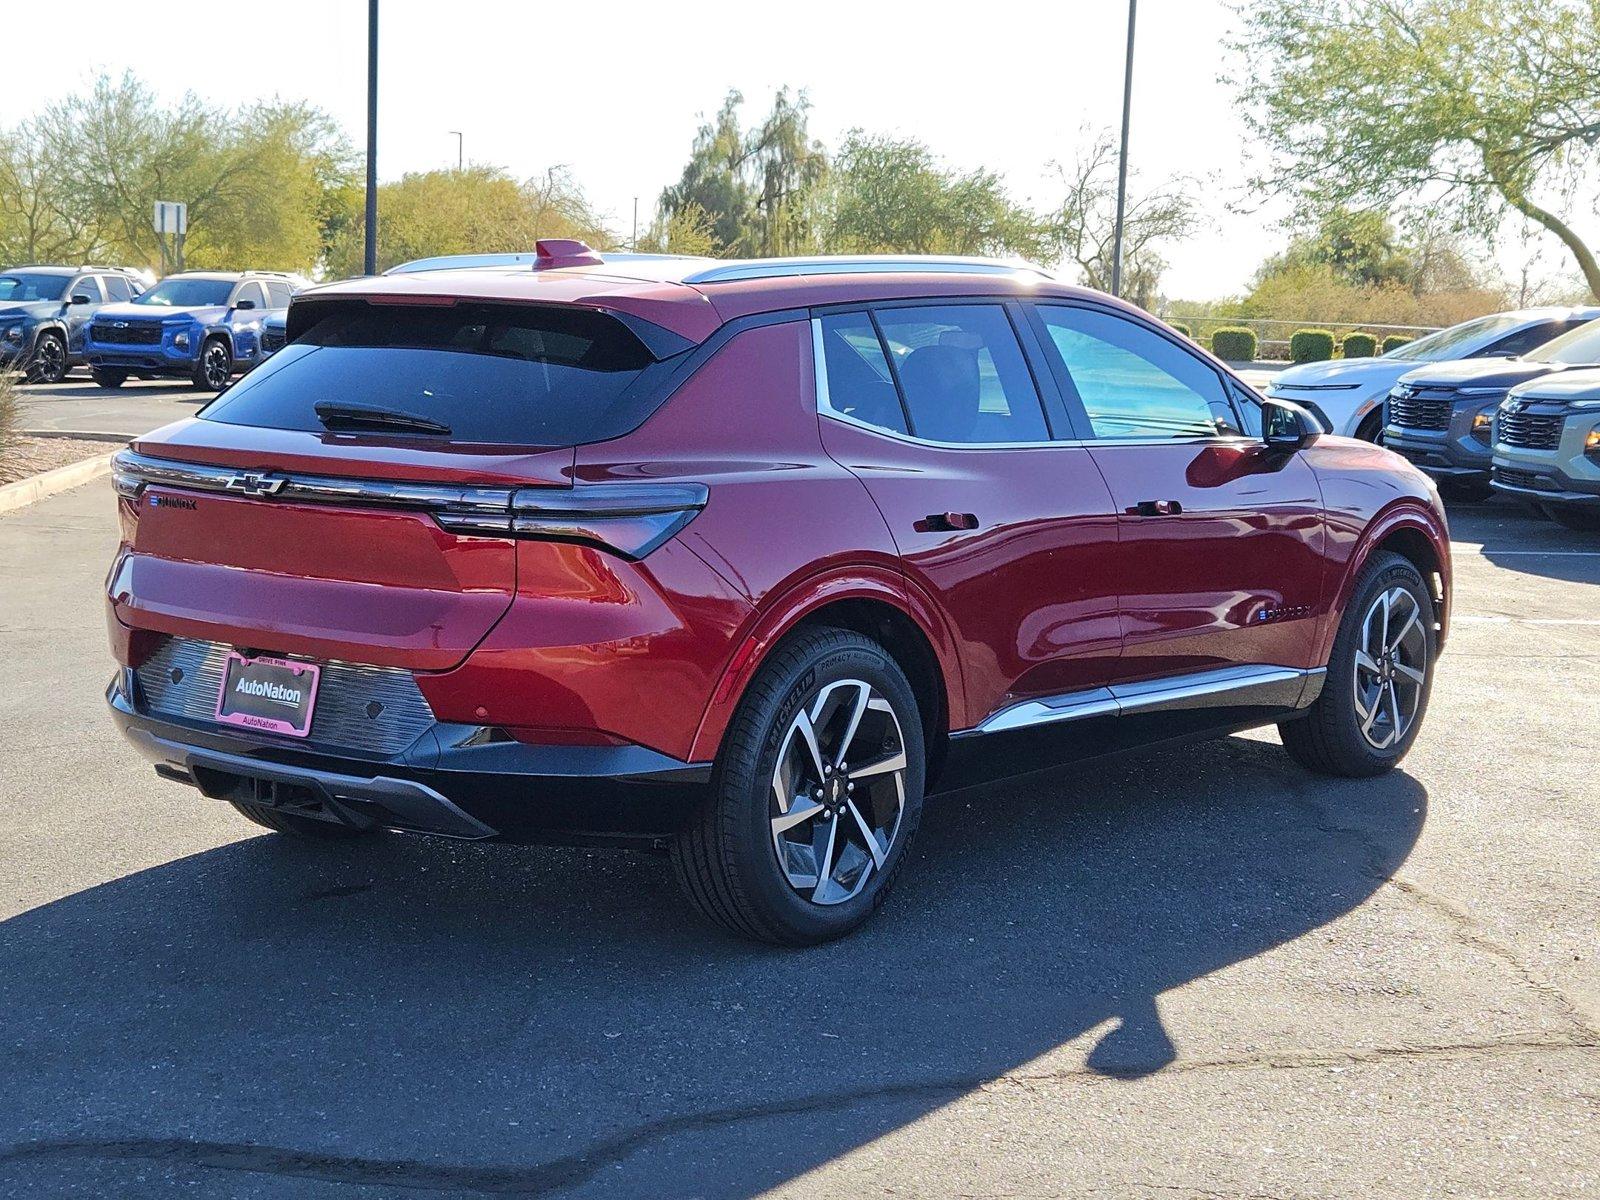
[449,130,463,172]
[363,0,379,276]
[1110,0,1137,299]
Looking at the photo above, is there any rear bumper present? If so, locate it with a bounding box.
[108,670,711,846]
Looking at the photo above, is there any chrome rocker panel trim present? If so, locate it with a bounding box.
[974,665,1326,735]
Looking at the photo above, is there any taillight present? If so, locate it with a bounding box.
[435,483,709,560]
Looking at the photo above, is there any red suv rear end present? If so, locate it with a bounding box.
[106,244,1451,944]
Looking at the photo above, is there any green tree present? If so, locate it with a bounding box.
[658,89,827,257]
[1233,0,1600,299]
[0,72,355,274]
[827,132,1050,259]
[322,165,613,277]
[1049,129,1199,308]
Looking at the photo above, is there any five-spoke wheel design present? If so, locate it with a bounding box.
[770,679,908,906]
[1353,584,1428,750]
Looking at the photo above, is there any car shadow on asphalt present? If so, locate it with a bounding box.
[0,735,1426,1198]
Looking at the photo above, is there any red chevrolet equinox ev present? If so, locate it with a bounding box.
[106,244,1451,944]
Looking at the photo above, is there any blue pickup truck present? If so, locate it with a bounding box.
[84,270,304,390]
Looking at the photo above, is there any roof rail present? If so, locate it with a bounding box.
[682,255,1052,285]
[385,249,712,275]
[79,264,140,273]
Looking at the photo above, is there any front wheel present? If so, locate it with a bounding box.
[26,331,68,384]
[192,338,232,390]
[672,626,925,945]
[1279,552,1435,777]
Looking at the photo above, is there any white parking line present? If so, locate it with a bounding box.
[1453,547,1600,557]
[1454,615,1600,626]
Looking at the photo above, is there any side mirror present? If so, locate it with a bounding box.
[69,293,93,306]
[233,298,257,311]
[1262,398,1322,451]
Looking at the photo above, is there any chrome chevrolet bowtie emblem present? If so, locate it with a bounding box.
[224,473,288,498]
[113,321,128,329]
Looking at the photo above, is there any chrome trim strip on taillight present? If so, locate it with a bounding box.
[111,449,518,517]
[111,450,709,557]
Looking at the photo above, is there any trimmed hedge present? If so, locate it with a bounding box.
[1168,321,1192,338]
[1289,328,1336,363]
[1209,327,1258,361]
[1382,335,1413,354]
[1341,332,1378,359]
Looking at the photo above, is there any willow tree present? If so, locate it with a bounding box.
[1234,0,1600,299]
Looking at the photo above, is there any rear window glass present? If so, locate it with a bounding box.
[201,303,657,446]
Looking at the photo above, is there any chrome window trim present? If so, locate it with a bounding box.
[974,665,1324,734]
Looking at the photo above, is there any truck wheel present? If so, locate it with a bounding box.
[90,367,129,389]
[26,331,68,384]
[227,799,374,840]
[1279,552,1435,778]
[192,338,232,390]
[672,626,925,946]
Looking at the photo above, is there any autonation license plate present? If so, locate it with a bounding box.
[215,653,321,738]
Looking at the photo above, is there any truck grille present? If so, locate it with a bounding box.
[135,637,435,756]
[93,322,163,346]
[260,327,287,353]
[1388,392,1453,431]
[1496,410,1565,451]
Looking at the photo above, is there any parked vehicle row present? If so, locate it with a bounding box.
[104,245,1451,944]
[1269,305,1600,528]
[0,264,305,388]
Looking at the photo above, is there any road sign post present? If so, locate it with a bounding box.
[153,201,188,275]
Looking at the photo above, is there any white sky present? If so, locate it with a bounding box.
[1,0,1315,298]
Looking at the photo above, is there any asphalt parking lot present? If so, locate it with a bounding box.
[1,398,1597,1196]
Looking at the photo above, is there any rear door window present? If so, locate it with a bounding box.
[817,312,909,434]
[872,305,1051,444]
[102,275,135,302]
[201,303,657,446]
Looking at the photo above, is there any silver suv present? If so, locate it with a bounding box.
[1490,368,1600,530]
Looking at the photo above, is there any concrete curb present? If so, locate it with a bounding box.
[0,451,116,515]
[18,429,133,445]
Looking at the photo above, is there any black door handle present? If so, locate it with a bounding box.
[918,511,980,532]
[1129,499,1183,517]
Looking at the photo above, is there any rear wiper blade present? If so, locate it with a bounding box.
[314,402,451,436]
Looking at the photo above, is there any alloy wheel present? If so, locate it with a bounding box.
[1353,585,1428,750]
[769,679,908,906]
[202,343,230,389]
[28,335,66,384]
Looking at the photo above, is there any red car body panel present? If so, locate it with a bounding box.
[1086,441,1328,679]
[820,418,1124,712]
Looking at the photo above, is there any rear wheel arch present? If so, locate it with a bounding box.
[689,577,961,769]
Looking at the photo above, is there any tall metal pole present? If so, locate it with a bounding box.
[1110,0,1137,299]
[363,0,379,275]
[450,131,463,172]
